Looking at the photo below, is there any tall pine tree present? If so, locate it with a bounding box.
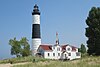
[85,7,100,56]
[80,44,86,54]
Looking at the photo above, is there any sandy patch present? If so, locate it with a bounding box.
[0,63,12,67]
[0,62,31,67]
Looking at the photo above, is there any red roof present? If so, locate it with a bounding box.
[71,46,77,51]
[62,45,68,51]
[39,44,77,51]
[40,45,52,51]
[61,45,77,51]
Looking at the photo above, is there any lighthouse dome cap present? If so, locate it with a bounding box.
[32,4,40,15]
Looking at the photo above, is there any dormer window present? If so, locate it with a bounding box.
[68,48,70,51]
[59,48,60,51]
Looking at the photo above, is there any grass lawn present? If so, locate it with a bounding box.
[13,56,100,67]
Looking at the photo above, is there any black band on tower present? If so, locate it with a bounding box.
[32,11,40,15]
[32,24,41,38]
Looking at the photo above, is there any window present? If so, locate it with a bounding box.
[53,53,55,56]
[68,53,71,56]
[68,48,70,51]
[58,53,60,56]
[76,52,80,56]
[48,53,50,56]
[59,48,60,51]
[65,54,66,57]
[53,47,55,49]
[57,48,60,51]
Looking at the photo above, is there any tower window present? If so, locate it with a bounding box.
[57,48,60,51]
[53,47,55,49]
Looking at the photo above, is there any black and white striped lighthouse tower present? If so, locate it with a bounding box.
[32,4,41,56]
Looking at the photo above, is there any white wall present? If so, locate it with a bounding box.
[32,39,41,55]
[68,52,76,60]
[76,48,78,52]
[44,51,52,59]
[44,45,62,59]
[76,52,81,59]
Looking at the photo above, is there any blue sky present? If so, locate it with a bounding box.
[0,0,100,59]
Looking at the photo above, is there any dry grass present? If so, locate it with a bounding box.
[13,56,100,67]
[0,56,100,67]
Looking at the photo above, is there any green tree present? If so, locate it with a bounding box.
[85,7,100,55]
[20,37,31,57]
[78,48,81,52]
[80,44,86,54]
[9,37,31,57]
[9,37,21,57]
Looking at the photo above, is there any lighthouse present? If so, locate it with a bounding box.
[32,4,41,56]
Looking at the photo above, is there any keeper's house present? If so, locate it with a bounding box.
[37,44,81,60]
